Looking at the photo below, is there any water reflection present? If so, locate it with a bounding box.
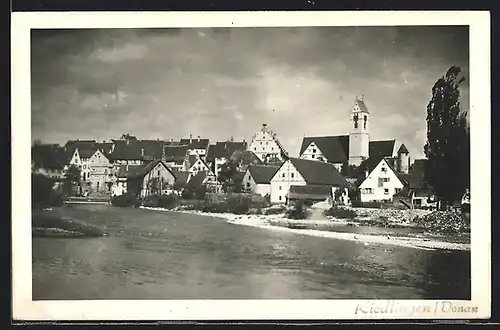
[32,205,470,300]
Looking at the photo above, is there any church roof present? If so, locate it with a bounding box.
[299,135,350,164]
[369,140,396,160]
[354,99,370,114]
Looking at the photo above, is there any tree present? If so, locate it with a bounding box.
[341,161,357,177]
[424,66,470,209]
[217,161,243,193]
[63,165,81,196]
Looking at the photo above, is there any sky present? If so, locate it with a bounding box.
[31,26,469,159]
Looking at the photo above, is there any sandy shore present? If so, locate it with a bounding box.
[140,206,470,251]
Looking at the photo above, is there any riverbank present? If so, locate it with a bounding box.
[32,209,106,238]
[140,206,470,251]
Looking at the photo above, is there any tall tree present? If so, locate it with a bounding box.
[63,165,81,196]
[424,66,470,208]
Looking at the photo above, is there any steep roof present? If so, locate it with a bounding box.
[127,159,175,180]
[96,142,114,155]
[180,138,210,150]
[288,185,332,200]
[397,143,409,154]
[138,140,165,160]
[354,157,409,188]
[354,99,370,114]
[247,165,280,184]
[299,135,350,164]
[64,140,98,159]
[288,157,347,187]
[164,145,188,163]
[230,150,263,167]
[369,140,396,161]
[109,140,144,161]
[206,141,247,162]
[187,171,207,188]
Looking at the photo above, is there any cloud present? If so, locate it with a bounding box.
[31,27,469,159]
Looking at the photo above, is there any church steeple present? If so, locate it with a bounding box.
[348,96,370,166]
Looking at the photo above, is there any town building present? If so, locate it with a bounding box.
[269,157,347,204]
[242,164,280,196]
[126,159,176,199]
[229,150,264,173]
[357,158,407,202]
[64,139,100,182]
[247,124,288,163]
[206,140,248,177]
[180,135,210,158]
[163,145,189,172]
[299,97,410,171]
[87,149,114,194]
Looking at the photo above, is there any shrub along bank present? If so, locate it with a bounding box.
[32,211,106,238]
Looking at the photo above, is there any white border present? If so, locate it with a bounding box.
[12,11,491,321]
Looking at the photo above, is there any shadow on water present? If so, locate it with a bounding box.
[32,204,471,300]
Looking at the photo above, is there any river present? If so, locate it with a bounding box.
[32,204,470,300]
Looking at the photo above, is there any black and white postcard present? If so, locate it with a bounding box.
[12,11,491,321]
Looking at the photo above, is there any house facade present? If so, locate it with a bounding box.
[87,149,114,194]
[127,160,176,199]
[180,136,210,157]
[242,165,279,197]
[247,124,288,163]
[269,158,347,204]
[358,158,405,202]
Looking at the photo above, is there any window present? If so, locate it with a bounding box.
[291,173,294,178]
[279,186,282,190]
[383,178,390,182]
[364,116,367,129]
[271,147,274,151]
[381,167,387,172]
[246,182,251,188]
[395,188,401,193]
[312,148,316,153]
[384,188,389,195]
[254,147,256,151]
[158,170,161,176]
[83,164,86,169]
[282,173,285,178]
[260,142,262,145]
[279,196,282,201]
[266,142,268,145]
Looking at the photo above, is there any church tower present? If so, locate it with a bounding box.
[348,96,370,166]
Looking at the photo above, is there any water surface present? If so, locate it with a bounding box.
[32,205,471,300]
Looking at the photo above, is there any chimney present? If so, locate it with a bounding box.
[141,148,144,156]
[197,136,200,142]
[126,164,129,171]
[189,134,193,144]
[365,170,369,178]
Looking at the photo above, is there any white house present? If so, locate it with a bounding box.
[242,164,280,196]
[127,160,176,199]
[87,149,114,194]
[180,135,210,157]
[247,124,288,163]
[269,157,347,204]
[358,158,405,202]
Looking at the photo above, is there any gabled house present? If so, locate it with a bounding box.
[206,140,248,177]
[242,164,280,196]
[111,164,142,197]
[127,159,176,199]
[186,155,213,177]
[163,145,189,172]
[108,139,145,166]
[180,135,210,157]
[393,159,435,209]
[64,139,99,181]
[357,158,407,202]
[87,149,114,194]
[229,150,264,173]
[269,157,347,204]
[247,124,289,163]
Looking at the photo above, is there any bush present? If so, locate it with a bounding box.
[157,194,179,209]
[323,206,357,219]
[111,192,138,207]
[414,211,470,234]
[32,174,63,210]
[263,205,286,215]
[351,200,384,209]
[226,195,251,214]
[285,201,309,219]
[32,212,105,237]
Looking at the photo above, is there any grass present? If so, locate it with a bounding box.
[32,211,106,238]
